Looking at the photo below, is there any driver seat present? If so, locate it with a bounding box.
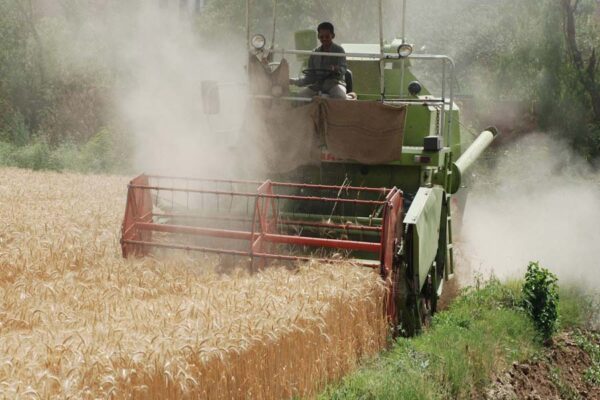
[345,69,354,93]
[345,69,357,100]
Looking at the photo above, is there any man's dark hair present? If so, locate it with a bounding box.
[317,22,335,34]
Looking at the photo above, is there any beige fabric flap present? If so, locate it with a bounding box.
[248,56,290,96]
[247,101,320,174]
[264,101,320,171]
[244,97,406,174]
[318,99,406,164]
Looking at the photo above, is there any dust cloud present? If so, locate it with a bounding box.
[32,1,262,178]
[110,4,252,178]
[46,1,599,290]
[457,133,600,289]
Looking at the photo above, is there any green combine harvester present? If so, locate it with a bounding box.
[121,0,497,336]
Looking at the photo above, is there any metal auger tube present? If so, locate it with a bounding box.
[450,127,499,194]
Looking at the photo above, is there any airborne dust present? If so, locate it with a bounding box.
[111,4,251,178]
[402,1,600,290]
[120,1,600,291]
[42,1,599,289]
[459,135,600,290]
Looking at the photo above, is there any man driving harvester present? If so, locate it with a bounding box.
[290,22,348,99]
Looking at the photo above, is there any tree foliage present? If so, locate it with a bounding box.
[420,0,600,160]
[0,0,599,171]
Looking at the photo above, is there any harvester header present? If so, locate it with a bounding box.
[122,175,404,321]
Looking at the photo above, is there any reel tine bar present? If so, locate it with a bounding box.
[121,174,402,275]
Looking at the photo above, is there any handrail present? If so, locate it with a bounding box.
[265,49,456,143]
[244,0,457,143]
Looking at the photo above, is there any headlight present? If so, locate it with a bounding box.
[398,43,413,58]
[251,34,266,50]
[408,81,422,96]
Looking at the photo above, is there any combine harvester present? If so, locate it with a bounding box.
[121,0,497,335]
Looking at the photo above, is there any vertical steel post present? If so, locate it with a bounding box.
[379,0,385,100]
[401,0,407,41]
[270,0,278,50]
[399,0,408,99]
[441,60,446,139]
[399,58,405,98]
[447,60,455,146]
[246,0,250,48]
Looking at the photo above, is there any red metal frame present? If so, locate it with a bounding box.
[121,175,153,257]
[121,174,403,322]
[379,189,403,324]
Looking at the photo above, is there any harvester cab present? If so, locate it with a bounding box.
[121,0,498,336]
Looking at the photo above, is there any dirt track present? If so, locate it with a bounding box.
[486,331,600,400]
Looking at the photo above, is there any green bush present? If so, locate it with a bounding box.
[80,128,114,173]
[0,141,17,165]
[0,127,131,174]
[78,128,131,174]
[0,140,65,171]
[0,111,30,146]
[52,141,81,171]
[10,141,60,171]
[522,261,559,341]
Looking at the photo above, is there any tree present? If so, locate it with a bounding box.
[0,0,47,136]
[562,0,600,124]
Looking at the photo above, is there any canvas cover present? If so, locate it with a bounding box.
[316,99,406,164]
[253,101,321,173]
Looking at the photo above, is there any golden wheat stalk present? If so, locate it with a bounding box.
[0,168,387,399]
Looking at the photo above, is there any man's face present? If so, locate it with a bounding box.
[318,29,334,49]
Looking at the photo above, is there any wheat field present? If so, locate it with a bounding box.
[0,168,388,399]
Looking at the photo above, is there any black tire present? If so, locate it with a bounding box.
[393,228,437,337]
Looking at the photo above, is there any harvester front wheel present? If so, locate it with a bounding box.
[393,234,436,336]
[393,271,428,336]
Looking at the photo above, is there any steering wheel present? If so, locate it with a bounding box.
[301,68,336,81]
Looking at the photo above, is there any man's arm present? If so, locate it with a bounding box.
[332,45,347,81]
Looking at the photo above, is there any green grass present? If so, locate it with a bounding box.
[320,278,597,400]
[558,285,599,330]
[320,279,538,400]
[549,365,581,400]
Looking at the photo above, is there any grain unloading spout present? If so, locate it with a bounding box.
[450,127,499,194]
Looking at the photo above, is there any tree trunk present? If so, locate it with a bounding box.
[17,0,45,86]
[562,0,600,123]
